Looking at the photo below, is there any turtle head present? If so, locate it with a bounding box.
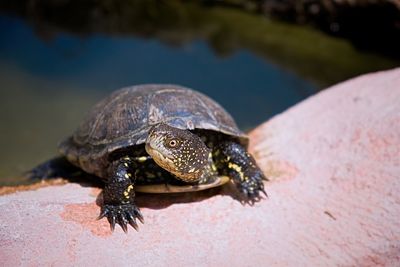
[145,123,211,182]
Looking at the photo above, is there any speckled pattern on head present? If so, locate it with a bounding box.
[145,123,212,182]
[59,84,248,178]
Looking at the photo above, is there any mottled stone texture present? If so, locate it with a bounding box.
[1,68,400,266]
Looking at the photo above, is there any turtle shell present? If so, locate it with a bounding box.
[59,84,248,180]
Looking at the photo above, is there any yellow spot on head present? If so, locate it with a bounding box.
[124,173,130,179]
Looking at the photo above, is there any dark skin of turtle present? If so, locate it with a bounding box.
[29,84,267,233]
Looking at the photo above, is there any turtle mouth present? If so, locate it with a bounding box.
[145,143,172,159]
[146,144,200,182]
[145,143,175,168]
[145,135,173,158]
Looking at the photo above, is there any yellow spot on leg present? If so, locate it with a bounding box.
[123,185,134,199]
[228,162,244,180]
[211,163,217,172]
[137,156,148,162]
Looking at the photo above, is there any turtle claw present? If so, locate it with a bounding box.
[99,203,143,232]
[97,209,108,220]
[238,172,267,203]
[108,215,116,232]
[120,217,128,233]
[260,187,268,198]
[127,214,139,231]
[136,210,144,224]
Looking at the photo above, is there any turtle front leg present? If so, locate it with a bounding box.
[214,141,268,201]
[98,156,144,232]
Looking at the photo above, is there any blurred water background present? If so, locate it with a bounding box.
[0,1,398,185]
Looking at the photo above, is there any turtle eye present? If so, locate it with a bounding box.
[166,138,179,148]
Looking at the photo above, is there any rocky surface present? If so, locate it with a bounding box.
[1,68,400,266]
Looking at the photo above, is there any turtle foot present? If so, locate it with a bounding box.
[237,171,268,205]
[98,203,144,233]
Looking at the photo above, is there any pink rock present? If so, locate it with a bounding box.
[1,68,400,266]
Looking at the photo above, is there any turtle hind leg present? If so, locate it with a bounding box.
[25,156,86,182]
[213,141,268,202]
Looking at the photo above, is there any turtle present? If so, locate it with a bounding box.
[29,84,267,232]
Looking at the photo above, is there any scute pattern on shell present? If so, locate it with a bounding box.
[59,84,248,178]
